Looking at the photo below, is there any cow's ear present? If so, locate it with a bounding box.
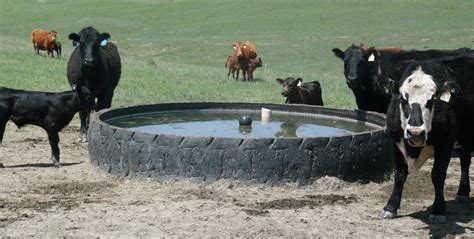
[365,48,377,62]
[332,48,344,60]
[100,33,110,40]
[276,78,284,85]
[69,33,79,41]
[437,80,460,103]
[296,78,303,83]
[69,33,79,47]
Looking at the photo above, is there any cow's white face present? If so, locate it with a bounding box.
[399,67,437,147]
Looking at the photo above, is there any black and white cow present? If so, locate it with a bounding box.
[67,26,121,142]
[381,54,474,223]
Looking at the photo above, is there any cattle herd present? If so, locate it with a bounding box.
[0,25,473,224]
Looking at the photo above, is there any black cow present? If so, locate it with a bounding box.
[380,54,474,223]
[67,26,121,142]
[368,47,473,96]
[0,86,95,167]
[276,77,324,106]
[332,44,394,113]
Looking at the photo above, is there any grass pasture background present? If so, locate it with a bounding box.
[0,0,473,109]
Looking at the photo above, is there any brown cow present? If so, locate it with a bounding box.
[31,28,58,58]
[225,55,262,81]
[233,40,257,59]
[359,43,404,53]
[226,41,259,80]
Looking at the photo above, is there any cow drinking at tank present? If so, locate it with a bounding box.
[380,54,474,223]
[67,26,121,142]
[276,77,324,106]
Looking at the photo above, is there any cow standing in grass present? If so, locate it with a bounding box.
[67,26,121,142]
[380,54,474,223]
[31,28,58,58]
[227,41,259,81]
[276,77,324,106]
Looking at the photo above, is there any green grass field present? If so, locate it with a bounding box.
[1,0,473,109]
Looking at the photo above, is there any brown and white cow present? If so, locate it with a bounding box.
[31,28,58,58]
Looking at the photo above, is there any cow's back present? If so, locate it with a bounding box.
[243,42,257,59]
[31,28,48,46]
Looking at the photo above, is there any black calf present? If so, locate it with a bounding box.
[276,77,324,106]
[0,86,94,167]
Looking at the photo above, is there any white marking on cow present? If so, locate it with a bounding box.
[368,53,375,62]
[399,67,437,138]
[297,81,302,87]
[396,140,434,173]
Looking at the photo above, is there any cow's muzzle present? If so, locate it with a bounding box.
[346,76,359,89]
[83,57,94,66]
[405,127,427,147]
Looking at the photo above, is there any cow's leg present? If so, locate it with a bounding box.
[0,119,7,144]
[456,149,471,203]
[227,68,232,80]
[380,145,408,219]
[78,109,90,143]
[429,147,452,223]
[242,69,247,81]
[46,130,60,168]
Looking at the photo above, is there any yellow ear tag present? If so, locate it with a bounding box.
[440,91,451,102]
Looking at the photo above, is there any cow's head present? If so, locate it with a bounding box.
[332,44,374,89]
[232,41,248,58]
[251,57,263,67]
[397,64,458,147]
[69,26,110,67]
[72,85,96,110]
[276,77,302,97]
[49,30,58,41]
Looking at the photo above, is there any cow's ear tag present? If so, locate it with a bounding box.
[368,53,375,62]
[440,91,451,103]
[72,40,78,47]
[100,39,108,46]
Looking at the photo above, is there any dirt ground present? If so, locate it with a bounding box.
[0,121,472,237]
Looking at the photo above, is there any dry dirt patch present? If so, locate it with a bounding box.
[0,121,473,237]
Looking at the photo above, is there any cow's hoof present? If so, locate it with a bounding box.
[455,195,471,203]
[379,210,397,219]
[428,214,447,223]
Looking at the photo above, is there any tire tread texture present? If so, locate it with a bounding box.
[88,103,394,184]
